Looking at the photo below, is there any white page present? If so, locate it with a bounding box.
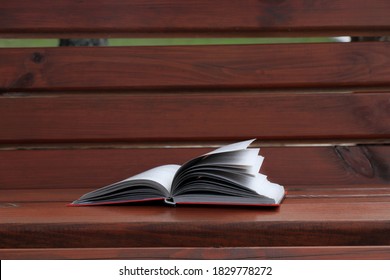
[248,155,264,175]
[200,149,261,167]
[249,174,285,202]
[121,164,180,193]
[207,139,256,155]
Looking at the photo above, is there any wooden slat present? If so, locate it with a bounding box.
[1,199,390,248]
[1,146,389,189]
[3,187,390,204]
[1,43,390,91]
[1,92,390,142]
[1,0,390,37]
[2,246,390,260]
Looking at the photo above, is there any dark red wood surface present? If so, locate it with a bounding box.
[3,186,390,203]
[1,0,390,37]
[2,0,390,261]
[1,43,390,91]
[1,195,390,249]
[1,92,389,142]
[2,187,390,258]
[2,246,390,260]
[1,146,389,190]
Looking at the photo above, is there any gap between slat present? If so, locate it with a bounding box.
[0,139,389,151]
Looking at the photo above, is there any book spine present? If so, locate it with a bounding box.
[164,197,176,205]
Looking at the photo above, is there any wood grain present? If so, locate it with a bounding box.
[1,92,389,142]
[1,0,390,37]
[2,0,390,261]
[1,200,390,249]
[1,146,389,190]
[2,246,390,260]
[2,186,390,203]
[1,43,390,91]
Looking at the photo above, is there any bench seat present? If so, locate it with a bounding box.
[2,187,390,259]
[1,0,390,259]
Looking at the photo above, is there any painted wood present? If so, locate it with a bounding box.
[2,246,390,260]
[1,0,390,37]
[1,146,389,189]
[1,43,390,91]
[1,199,390,249]
[1,92,389,142]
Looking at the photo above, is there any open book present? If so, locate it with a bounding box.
[70,139,285,207]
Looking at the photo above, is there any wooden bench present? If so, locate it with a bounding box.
[1,0,390,260]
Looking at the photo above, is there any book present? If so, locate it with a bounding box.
[70,139,285,207]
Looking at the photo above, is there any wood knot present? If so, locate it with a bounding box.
[334,146,374,178]
[31,52,45,64]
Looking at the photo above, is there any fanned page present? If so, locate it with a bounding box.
[170,139,285,206]
[207,139,256,155]
[70,139,285,207]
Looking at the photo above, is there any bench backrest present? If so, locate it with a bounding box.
[1,0,389,195]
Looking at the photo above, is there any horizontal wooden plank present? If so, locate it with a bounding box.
[1,92,390,142]
[1,199,390,248]
[1,43,390,91]
[2,246,390,260]
[1,0,390,37]
[0,146,389,189]
[2,187,390,204]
